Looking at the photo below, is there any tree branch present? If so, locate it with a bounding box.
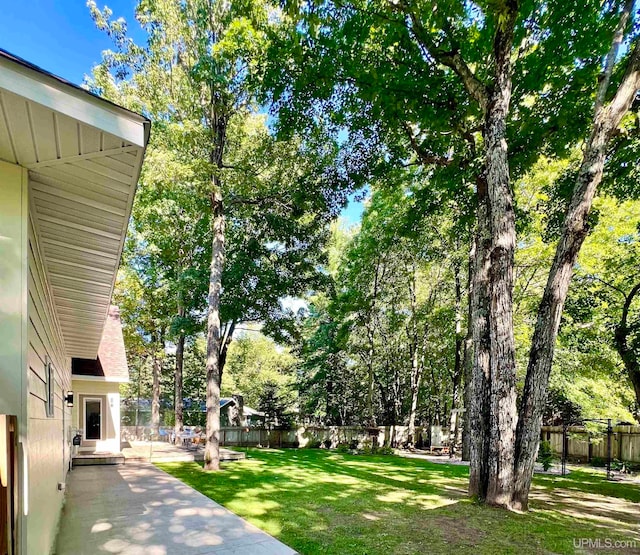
[401,121,453,166]
[595,0,635,117]
[227,193,294,210]
[392,1,489,111]
[588,274,628,297]
[621,282,640,331]
[605,37,640,133]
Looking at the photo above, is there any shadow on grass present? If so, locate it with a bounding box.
[157,448,640,555]
[533,470,640,503]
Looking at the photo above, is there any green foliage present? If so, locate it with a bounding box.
[356,439,394,456]
[296,183,467,427]
[222,332,296,410]
[513,160,639,422]
[537,441,555,472]
[103,0,640,448]
[590,456,607,468]
[258,380,295,429]
[261,0,640,434]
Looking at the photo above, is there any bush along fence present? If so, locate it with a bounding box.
[541,425,640,464]
[121,424,444,449]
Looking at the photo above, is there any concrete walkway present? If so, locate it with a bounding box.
[55,462,296,555]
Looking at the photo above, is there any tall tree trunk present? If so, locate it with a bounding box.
[450,260,464,457]
[468,180,492,499]
[203,55,228,469]
[151,352,161,434]
[407,263,422,447]
[366,328,376,427]
[482,1,519,508]
[174,326,185,437]
[407,342,423,448]
[365,259,382,427]
[204,184,225,471]
[135,357,144,437]
[615,283,640,414]
[395,1,517,502]
[513,20,640,510]
[218,320,236,386]
[448,377,461,457]
[462,242,474,461]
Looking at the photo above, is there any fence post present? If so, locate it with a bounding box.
[618,428,623,461]
[561,423,568,476]
[606,419,613,480]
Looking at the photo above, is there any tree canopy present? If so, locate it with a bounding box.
[94,0,640,511]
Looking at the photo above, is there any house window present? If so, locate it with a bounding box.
[45,360,54,418]
[84,398,102,441]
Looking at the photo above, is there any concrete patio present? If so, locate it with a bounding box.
[121,440,246,463]
[55,462,296,555]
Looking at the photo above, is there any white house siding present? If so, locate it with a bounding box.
[0,160,28,553]
[71,379,121,454]
[27,208,72,555]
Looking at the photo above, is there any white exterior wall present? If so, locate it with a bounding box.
[71,380,121,454]
[27,203,72,555]
[0,160,28,553]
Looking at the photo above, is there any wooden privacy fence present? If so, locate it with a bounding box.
[121,424,433,448]
[541,425,640,463]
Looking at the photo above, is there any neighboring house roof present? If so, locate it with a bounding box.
[220,397,236,409]
[220,398,264,417]
[72,306,129,382]
[243,406,265,418]
[0,49,149,358]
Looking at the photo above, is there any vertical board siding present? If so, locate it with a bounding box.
[27,214,72,555]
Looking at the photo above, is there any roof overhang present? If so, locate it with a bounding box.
[0,49,149,358]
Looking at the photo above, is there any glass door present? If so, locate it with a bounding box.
[84,399,102,441]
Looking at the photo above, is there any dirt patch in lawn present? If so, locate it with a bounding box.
[429,515,487,547]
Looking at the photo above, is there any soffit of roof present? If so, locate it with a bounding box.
[0,51,149,359]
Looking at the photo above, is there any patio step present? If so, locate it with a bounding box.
[72,453,125,467]
[221,449,245,461]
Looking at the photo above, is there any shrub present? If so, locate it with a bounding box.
[359,439,373,455]
[620,460,640,473]
[335,443,350,453]
[306,440,322,449]
[354,441,395,456]
[537,440,555,471]
[590,456,607,468]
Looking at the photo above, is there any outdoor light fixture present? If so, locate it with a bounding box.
[65,391,74,408]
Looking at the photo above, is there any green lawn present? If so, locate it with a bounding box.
[157,449,640,555]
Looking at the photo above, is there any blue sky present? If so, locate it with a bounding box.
[340,193,365,226]
[1,0,364,225]
[0,1,144,84]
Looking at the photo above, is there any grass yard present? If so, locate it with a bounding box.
[157,449,640,555]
